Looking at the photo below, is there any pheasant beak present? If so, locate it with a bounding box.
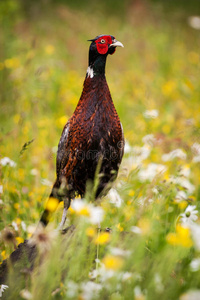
[109,40,124,48]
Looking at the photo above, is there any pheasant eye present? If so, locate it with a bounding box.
[101,39,106,44]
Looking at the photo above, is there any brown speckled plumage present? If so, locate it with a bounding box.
[40,34,124,226]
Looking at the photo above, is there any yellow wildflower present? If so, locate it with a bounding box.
[14,203,20,210]
[116,223,124,232]
[68,206,75,214]
[13,114,21,124]
[56,115,68,129]
[45,45,55,55]
[124,206,134,221]
[162,80,176,96]
[16,237,24,245]
[16,218,21,224]
[1,250,8,260]
[178,201,188,210]
[94,232,110,245]
[32,211,39,220]
[184,79,194,91]
[166,224,193,248]
[162,124,171,134]
[188,195,196,202]
[46,197,59,212]
[4,57,20,69]
[163,171,170,181]
[18,168,25,180]
[78,206,90,217]
[86,227,96,237]
[128,190,135,197]
[22,124,29,135]
[138,218,150,235]
[23,201,29,208]
[102,254,124,270]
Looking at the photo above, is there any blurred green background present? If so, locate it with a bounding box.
[1,1,200,299]
[0,0,200,224]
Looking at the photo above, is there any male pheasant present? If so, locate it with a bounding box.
[40,34,124,227]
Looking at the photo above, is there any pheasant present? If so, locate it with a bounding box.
[40,34,124,227]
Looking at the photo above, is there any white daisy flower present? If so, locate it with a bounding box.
[125,145,151,168]
[193,156,200,163]
[152,187,159,195]
[124,140,132,154]
[191,143,200,162]
[12,221,18,231]
[138,163,166,182]
[21,221,27,231]
[170,176,195,194]
[89,269,99,280]
[81,281,102,300]
[162,149,186,162]
[89,206,104,225]
[191,143,200,156]
[20,289,32,299]
[71,199,104,225]
[121,272,133,281]
[66,280,79,298]
[143,109,159,119]
[190,258,200,272]
[175,190,187,203]
[71,199,85,211]
[110,247,131,257]
[108,188,123,208]
[180,166,190,177]
[188,16,200,30]
[0,284,9,297]
[134,286,144,299]
[189,223,200,251]
[0,185,3,194]
[142,134,156,147]
[41,178,53,187]
[0,157,16,167]
[154,273,164,293]
[30,169,38,176]
[180,205,198,225]
[27,224,37,235]
[180,290,200,300]
[130,226,142,235]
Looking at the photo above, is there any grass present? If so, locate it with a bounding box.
[0,0,200,299]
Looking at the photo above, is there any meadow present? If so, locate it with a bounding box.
[0,0,200,299]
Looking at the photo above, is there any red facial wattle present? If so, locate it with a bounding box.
[96,42,108,54]
[95,35,115,55]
